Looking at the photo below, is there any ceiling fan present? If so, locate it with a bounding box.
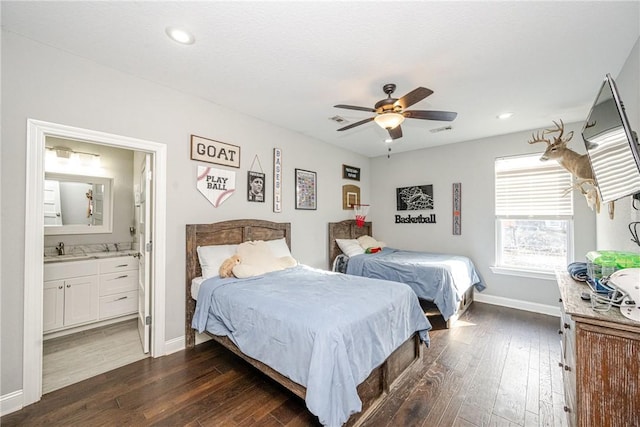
[334,83,457,140]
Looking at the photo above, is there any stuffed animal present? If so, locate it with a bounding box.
[233,240,297,278]
[218,254,240,278]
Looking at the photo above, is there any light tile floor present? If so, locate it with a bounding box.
[43,319,148,393]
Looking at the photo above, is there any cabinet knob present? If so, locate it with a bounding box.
[559,298,563,303]
[564,365,571,372]
[66,284,71,288]
[564,406,571,413]
[558,362,564,368]
[564,322,570,329]
[558,329,563,335]
[58,286,63,289]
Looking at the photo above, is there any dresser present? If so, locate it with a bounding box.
[556,271,640,427]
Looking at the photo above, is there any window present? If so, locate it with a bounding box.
[494,154,574,277]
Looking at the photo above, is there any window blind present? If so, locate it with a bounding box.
[495,154,574,216]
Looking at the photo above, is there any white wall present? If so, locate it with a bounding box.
[0,31,369,397]
[370,124,597,308]
[596,38,640,250]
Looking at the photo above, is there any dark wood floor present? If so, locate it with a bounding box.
[2,303,566,427]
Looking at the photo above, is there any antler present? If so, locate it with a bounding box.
[528,130,550,145]
[544,119,574,145]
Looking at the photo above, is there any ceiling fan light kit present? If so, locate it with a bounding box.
[334,83,457,141]
[374,112,405,130]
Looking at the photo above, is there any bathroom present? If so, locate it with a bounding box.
[42,135,150,392]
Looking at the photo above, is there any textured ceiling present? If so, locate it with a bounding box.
[2,1,639,157]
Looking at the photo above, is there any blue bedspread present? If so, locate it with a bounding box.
[346,247,485,321]
[192,264,431,427]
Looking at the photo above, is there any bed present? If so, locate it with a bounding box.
[328,219,485,327]
[185,219,432,427]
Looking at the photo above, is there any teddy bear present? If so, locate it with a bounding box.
[218,254,240,278]
[232,240,297,278]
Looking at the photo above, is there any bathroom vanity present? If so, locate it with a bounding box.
[43,252,138,335]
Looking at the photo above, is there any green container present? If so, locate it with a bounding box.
[586,250,640,279]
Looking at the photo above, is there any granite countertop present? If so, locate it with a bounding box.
[44,249,138,263]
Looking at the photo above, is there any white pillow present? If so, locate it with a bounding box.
[266,237,292,258]
[197,244,238,279]
[336,239,365,257]
[357,235,386,250]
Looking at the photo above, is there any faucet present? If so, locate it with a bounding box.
[114,243,120,252]
[103,243,110,252]
[56,242,65,256]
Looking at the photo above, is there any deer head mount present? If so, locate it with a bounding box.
[528,119,593,180]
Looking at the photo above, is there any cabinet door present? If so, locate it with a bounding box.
[63,276,99,326]
[43,280,64,332]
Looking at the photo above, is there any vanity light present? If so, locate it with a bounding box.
[374,112,405,130]
[497,112,514,120]
[165,27,195,45]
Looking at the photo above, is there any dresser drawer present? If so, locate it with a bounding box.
[99,291,137,319]
[100,271,137,296]
[99,257,138,274]
[44,259,99,281]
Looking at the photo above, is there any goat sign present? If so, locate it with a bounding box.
[197,165,236,207]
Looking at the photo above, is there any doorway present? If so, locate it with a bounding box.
[23,119,167,407]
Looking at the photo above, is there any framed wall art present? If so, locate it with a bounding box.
[396,184,434,210]
[295,168,317,210]
[247,171,265,202]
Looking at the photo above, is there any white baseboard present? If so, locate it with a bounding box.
[474,293,560,317]
[163,335,185,355]
[0,389,24,417]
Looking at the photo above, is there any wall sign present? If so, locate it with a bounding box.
[247,171,265,202]
[395,214,437,224]
[396,184,434,210]
[453,183,462,235]
[342,164,361,181]
[273,148,282,213]
[196,165,236,207]
[191,135,240,168]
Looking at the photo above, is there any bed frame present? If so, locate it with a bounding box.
[185,219,422,426]
[328,219,474,328]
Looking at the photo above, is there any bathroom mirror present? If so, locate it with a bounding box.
[44,172,113,235]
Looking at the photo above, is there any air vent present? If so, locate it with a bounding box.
[430,125,453,133]
[330,115,347,123]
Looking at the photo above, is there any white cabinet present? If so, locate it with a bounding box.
[43,255,138,334]
[44,261,99,332]
[98,257,138,320]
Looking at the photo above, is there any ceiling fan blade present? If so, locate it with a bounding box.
[395,87,433,110]
[388,125,403,140]
[334,104,376,113]
[403,110,458,121]
[337,116,375,131]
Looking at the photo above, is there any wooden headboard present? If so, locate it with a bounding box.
[327,219,372,269]
[185,219,291,348]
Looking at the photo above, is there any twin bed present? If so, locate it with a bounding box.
[185,219,432,427]
[328,220,485,327]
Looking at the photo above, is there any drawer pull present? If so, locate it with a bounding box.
[114,264,129,268]
[564,406,571,413]
[564,365,571,372]
[558,362,564,368]
[564,322,570,329]
[558,329,563,335]
[116,296,128,301]
[111,275,129,280]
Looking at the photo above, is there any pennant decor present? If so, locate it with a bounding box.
[196,165,236,207]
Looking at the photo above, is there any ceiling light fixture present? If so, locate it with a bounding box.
[165,27,195,45]
[497,112,514,120]
[374,112,405,130]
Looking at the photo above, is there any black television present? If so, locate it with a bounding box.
[582,73,640,203]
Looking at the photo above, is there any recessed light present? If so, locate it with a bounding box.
[165,27,195,45]
[497,112,514,120]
